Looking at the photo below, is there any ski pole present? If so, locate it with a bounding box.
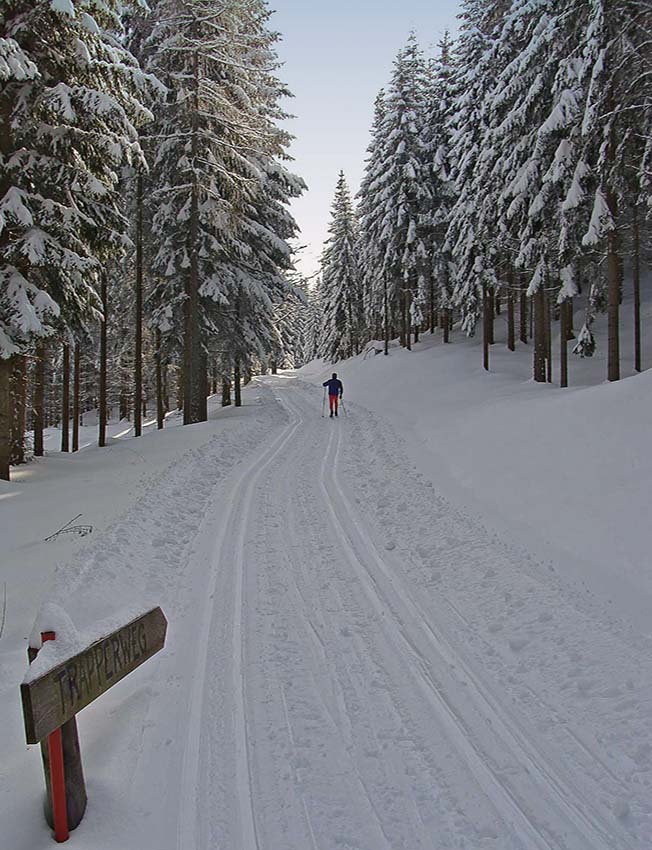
[322,388,326,417]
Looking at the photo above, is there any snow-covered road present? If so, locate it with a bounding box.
[9,377,652,849]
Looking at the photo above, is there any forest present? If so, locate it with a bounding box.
[316,0,651,391]
[1,0,651,483]
[0,0,308,482]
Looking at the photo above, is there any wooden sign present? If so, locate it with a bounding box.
[22,607,167,745]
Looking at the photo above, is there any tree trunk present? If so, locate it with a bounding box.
[533,286,546,382]
[347,297,354,358]
[607,202,620,382]
[162,366,169,415]
[176,370,183,412]
[545,290,552,384]
[405,289,412,351]
[560,299,569,389]
[487,287,495,345]
[10,355,26,465]
[633,203,641,372]
[134,171,144,437]
[33,343,46,457]
[72,343,80,452]
[0,356,12,480]
[222,378,232,407]
[507,267,515,352]
[184,51,203,425]
[482,285,490,371]
[443,308,450,344]
[99,276,108,447]
[183,178,198,426]
[234,360,242,407]
[507,292,515,351]
[399,291,406,348]
[520,280,528,344]
[61,344,70,453]
[198,352,208,421]
[156,329,164,430]
[566,297,575,338]
[383,278,389,356]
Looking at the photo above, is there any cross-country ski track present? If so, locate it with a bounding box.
[14,376,652,850]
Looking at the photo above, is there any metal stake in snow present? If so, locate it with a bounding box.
[22,607,167,842]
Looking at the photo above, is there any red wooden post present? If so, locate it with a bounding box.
[41,632,69,843]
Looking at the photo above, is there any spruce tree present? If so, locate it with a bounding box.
[319,172,362,362]
[422,33,455,338]
[0,0,153,479]
[379,35,429,349]
[145,0,303,423]
[357,89,388,348]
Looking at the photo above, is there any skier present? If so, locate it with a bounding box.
[323,373,343,417]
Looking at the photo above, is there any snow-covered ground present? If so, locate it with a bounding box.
[2,300,652,849]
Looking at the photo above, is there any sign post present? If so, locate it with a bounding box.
[40,632,69,842]
[22,607,167,841]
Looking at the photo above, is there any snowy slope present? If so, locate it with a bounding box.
[300,297,652,632]
[2,306,652,849]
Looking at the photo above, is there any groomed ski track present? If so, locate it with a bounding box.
[43,376,650,850]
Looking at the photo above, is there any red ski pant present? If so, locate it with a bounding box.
[329,394,339,415]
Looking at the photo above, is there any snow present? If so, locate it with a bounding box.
[582,188,614,246]
[50,0,75,17]
[2,295,652,848]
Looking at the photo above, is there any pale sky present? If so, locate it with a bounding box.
[270,0,463,279]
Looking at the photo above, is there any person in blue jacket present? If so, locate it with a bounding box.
[323,373,343,417]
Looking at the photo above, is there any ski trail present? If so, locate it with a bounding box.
[172,378,645,849]
[230,403,302,850]
[310,416,549,849]
[298,392,625,850]
[176,404,301,850]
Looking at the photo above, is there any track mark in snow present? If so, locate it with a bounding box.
[176,407,300,850]
[311,398,625,850]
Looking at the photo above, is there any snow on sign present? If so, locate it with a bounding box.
[22,607,168,745]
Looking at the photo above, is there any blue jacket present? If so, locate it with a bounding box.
[323,378,343,397]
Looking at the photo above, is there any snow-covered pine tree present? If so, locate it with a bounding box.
[319,172,362,362]
[576,0,652,381]
[357,89,388,347]
[270,274,311,370]
[218,153,305,382]
[421,32,455,339]
[301,278,322,366]
[0,0,154,479]
[374,34,430,351]
[145,0,303,423]
[447,0,503,340]
[480,0,583,380]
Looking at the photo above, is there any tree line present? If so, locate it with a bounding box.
[316,0,651,389]
[0,0,307,482]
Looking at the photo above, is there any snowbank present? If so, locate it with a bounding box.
[300,315,652,631]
